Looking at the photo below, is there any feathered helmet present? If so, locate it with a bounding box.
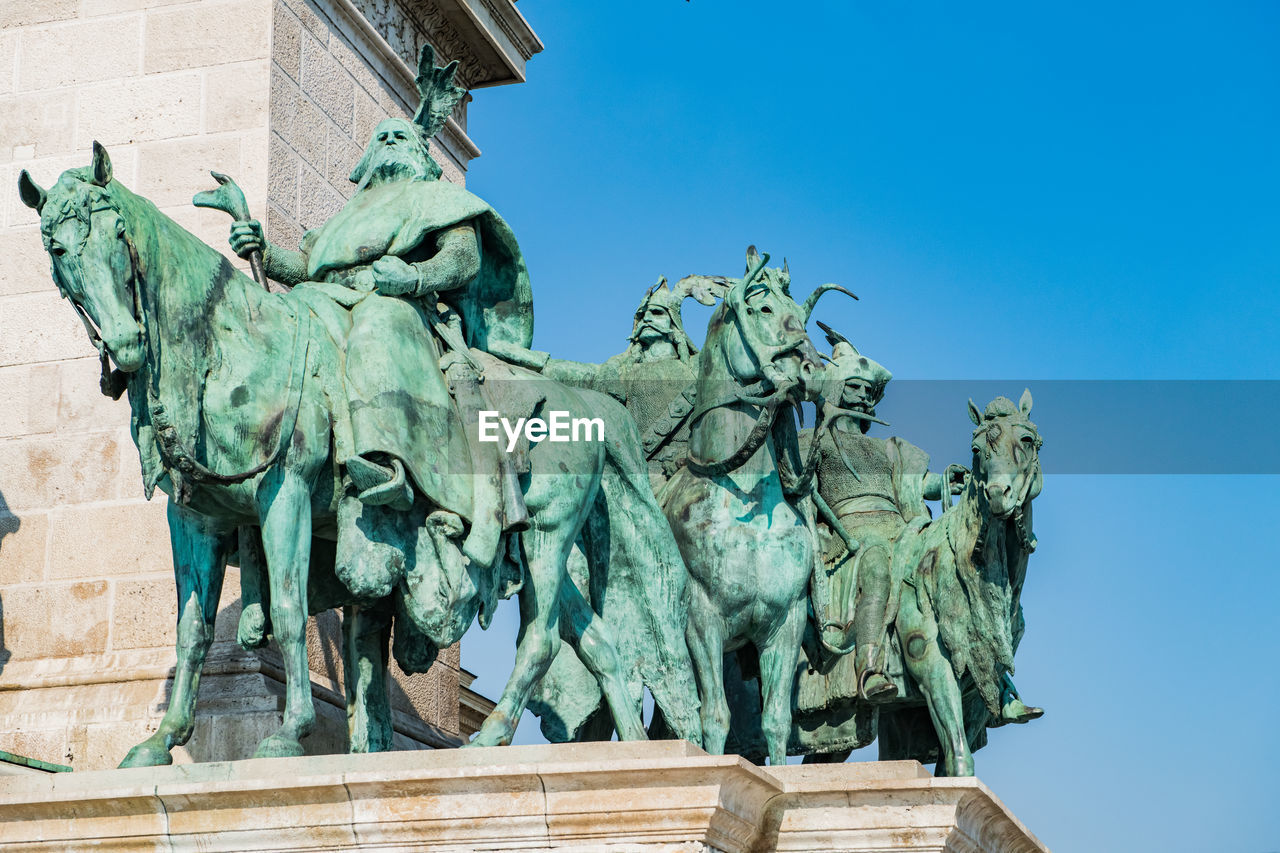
[817,321,892,429]
[349,44,468,186]
[627,273,731,360]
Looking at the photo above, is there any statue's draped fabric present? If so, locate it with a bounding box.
[294,179,532,525]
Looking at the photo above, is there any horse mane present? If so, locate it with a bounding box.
[914,457,1024,717]
[94,175,278,493]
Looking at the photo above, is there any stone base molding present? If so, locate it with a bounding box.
[0,741,1047,852]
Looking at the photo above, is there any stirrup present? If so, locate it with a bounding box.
[348,456,413,511]
[856,643,898,703]
[860,672,898,703]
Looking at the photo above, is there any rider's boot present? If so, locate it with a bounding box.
[855,643,898,703]
[998,674,1043,724]
[347,453,414,512]
[334,475,411,601]
[852,545,897,702]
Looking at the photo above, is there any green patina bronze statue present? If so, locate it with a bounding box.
[535,274,729,491]
[19,46,701,765]
[790,328,1042,767]
[18,44,1046,776]
[868,391,1045,774]
[658,247,849,765]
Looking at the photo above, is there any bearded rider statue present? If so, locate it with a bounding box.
[226,46,531,600]
[527,274,728,492]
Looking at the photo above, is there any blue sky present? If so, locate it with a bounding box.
[459,3,1280,850]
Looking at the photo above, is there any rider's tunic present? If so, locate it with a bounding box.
[288,178,533,526]
[793,425,933,751]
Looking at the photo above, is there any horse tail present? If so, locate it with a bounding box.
[588,397,703,745]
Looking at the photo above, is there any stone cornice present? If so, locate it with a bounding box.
[347,0,542,90]
[477,0,543,65]
[321,0,485,167]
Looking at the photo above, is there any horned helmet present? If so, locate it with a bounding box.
[626,274,728,361]
[818,321,892,433]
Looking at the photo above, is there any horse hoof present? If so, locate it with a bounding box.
[237,604,268,649]
[464,727,511,749]
[119,742,173,768]
[253,734,305,759]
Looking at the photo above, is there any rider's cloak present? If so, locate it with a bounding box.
[306,178,533,350]
[296,178,534,525]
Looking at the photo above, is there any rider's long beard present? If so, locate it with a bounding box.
[360,148,427,190]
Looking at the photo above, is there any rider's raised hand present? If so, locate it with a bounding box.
[229,219,264,259]
[371,256,418,296]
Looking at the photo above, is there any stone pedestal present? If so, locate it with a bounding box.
[0,741,1048,852]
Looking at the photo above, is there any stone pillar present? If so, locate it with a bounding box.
[0,0,540,770]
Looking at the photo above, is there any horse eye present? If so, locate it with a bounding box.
[1021,435,1035,446]
[50,245,66,257]
[760,305,773,314]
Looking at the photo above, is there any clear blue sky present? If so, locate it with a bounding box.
[460,3,1280,850]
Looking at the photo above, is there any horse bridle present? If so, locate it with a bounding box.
[62,190,312,501]
[955,427,1041,556]
[684,368,825,498]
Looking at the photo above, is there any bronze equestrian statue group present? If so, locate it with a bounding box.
[18,46,1044,777]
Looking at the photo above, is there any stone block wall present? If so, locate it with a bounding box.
[266,0,471,253]
[0,0,537,770]
[0,0,275,771]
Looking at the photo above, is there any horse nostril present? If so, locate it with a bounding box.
[986,483,1011,503]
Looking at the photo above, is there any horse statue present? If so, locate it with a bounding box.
[658,246,849,765]
[781,391,1045,775]
[17,142,702,764]
[870,391,1044,775]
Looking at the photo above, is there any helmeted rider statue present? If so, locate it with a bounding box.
[532,275,727,492]
[804,323,933,706]
[227,46,530,597]
[798,323,1041,758]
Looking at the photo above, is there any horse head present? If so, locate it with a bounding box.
[967,389,1043,519]
[708,246,845,402]
[19,143,145,373]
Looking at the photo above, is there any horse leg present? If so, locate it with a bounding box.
[253,468,317,758]
[896,585,973,776]
[467,524,568,748]
[235,525,271,649]
[119,502,230,767]
[685,581,731,755]
[343,604,393,753]
[558,580,647,741]
[757,601,806,765]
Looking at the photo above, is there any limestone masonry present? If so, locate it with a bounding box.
[0,0,540,770]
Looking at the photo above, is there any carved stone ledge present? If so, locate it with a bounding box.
[317,0,515,171]
[347,0,542,91]
[0,742,1049,851]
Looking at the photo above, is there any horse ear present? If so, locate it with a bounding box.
[745,244,761,272]
[90,140,112,187]
[967,398,982,425]
[17,170,46,212]
[1019,388,1033,416]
